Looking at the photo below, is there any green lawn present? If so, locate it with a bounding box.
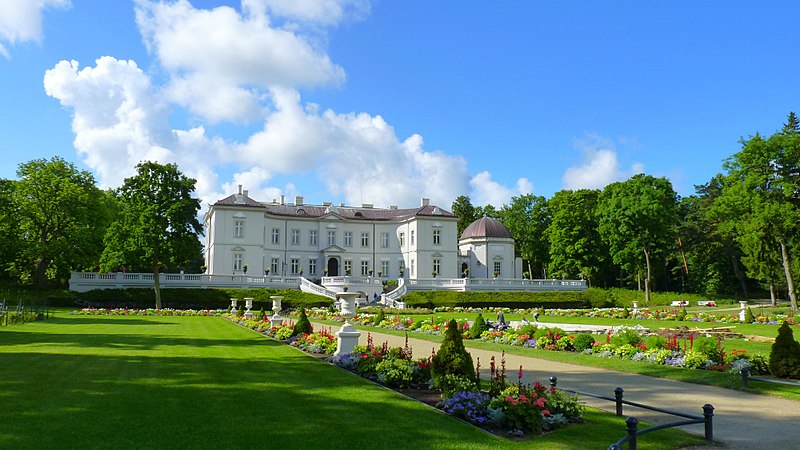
[0,313,705,449]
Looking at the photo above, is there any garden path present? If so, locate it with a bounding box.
[329,325,800,450]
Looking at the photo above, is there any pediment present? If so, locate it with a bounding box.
[322,245,346,253]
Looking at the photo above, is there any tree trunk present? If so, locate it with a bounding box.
[153,265,162,310]
[36,258,49,288]
[731,255,749,297]
[778,239,798,310]
[770,282,776,307]
[643,247,652,306]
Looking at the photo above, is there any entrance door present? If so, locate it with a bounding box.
[327,258,339,276]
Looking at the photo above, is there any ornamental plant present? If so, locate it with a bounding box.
[470,313,489,339]
[745,307,756,323]
[769,321,800,379]
[573,334,596,352]
[431,319,476,389]
[291,308,313,337]
[374,309,386,326]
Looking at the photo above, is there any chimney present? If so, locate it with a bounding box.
[295,196,303,206]
[421,198,430,207]
[389,205,397,210]
[280,195,285,205]
[238,185,242,194]
[323,201,332,206]
[242,190,248,197]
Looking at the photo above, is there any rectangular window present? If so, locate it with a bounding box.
[433,258,441,276]
[399,232,405,247]
[271,228,280,244]
[344,260,352,275]
[309,230,318,246]
[309,259,317,275]
[381,261,389,277]
[361,232,369,247]
[494,261,502,277]
[361,260,369,276]
[233,253,243,271]
[410,259,415,276]
[270,258,279,275]
[410,230,415,245]
[433,229,440,245]
[291,229,300,245]
[327,230,336,246]
[291,258,300,275]
[234,220,244,238]
[380,232,389,248]
[344,231,353,247]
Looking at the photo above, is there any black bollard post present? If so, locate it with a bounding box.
[703,404,714,441]
[614,387,624,416]
[741,367,750,389]
[626,417,639,450]
[549,376,557,389]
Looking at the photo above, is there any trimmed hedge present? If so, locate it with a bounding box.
[13,287,333,310]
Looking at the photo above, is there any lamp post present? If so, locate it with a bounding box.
[334,292,361,356]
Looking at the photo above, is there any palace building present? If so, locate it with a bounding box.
[203,186,522,281]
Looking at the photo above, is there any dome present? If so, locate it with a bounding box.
[460,216,513,240]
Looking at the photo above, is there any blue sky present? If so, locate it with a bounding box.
[1,1,798,211]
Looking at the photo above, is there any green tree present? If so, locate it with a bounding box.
[547,189,607,285]
[100,162,203,309]
[597,174,678,305]
[12,157,109,286]
[431,319,475,388]
[769,321,800,379]
[0,179,20,281]
[720,125,800,310]
[451,195,478,237]
[500,194,550,278]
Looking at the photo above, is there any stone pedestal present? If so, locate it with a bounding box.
[739,300,748,322]
[270,295,283,327]
[632,301,639,315]
[334,292,361,356]
[230,298,238,313]
[244,297,254,319]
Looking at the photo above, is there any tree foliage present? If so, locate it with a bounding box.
[499,194,550,278]
[451,195,478,237]
[11,157,109,286]
[769,321,800,379]
[596,174,678,304]
[100,162,202,309]
[547,189,608,285]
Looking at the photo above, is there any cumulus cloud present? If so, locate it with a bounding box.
[43,56,230,206]
[0,0,70,58]
[470,171,533,207]
[44,1,526,215]
[562,133,643,190]
[135,0,345,123]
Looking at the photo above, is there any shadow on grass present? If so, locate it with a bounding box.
[46,316,180,326]
[0,329,280,350]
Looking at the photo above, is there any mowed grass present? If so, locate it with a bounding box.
[0,314,705,450]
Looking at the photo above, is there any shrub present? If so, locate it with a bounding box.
[573,334,596,352]
[470,313,489,339]
[291,308,313,337]
[431,319,476,389]
[610,328,643,347]
[677,308,688,321]
[693,336,724,364]
[683,350,709,369]
[769,321,800,379]
[644,335,666,349]
[256,307,265,321]
[438,374,478,397]
[745,307,756,323]
[374,309,386,326]
[375,358,414,388]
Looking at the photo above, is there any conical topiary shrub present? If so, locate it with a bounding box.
[769,321,800,379]
[257,306,265,321]
[374,309,385,326]
[291,308,313,337]
[745,307,755,323]
[469,313,488,339]
[431,319,475,388]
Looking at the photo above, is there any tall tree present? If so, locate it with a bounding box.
[719,126,800,310]
[597,174,678,305]
[100,162,203,309]
[0,179,20,282]
[547,189,607,285]
[12,157,108,286]
[500,194,550,278]
[451,195,477,237]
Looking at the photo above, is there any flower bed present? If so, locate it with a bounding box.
[72,307,223,316]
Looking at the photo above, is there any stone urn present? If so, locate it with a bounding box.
[230,298,238,311]
[739,300,749,322]
[270,295,284,327]
[244,297,254,319]
[334,292,361,356]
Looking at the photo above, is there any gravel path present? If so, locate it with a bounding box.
[317,323,800,450]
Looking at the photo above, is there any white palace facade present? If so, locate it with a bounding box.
[203,187,522,282]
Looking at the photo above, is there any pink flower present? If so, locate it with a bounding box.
[542,409,551,416]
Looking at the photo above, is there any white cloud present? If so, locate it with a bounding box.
[242,0,370,26]
[0,0,70,58]
[562,133,643,190]
[43,56,230,207]
[470,171,532,207]
[135,0,345,123]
